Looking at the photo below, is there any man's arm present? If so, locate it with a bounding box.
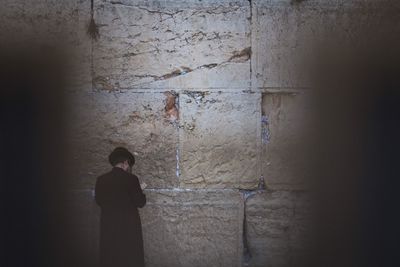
[130,175,146,208]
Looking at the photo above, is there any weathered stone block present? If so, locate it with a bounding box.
[93,0,250,90]
[252,0,379,88]
[246,190,312,267]
[179,91,260,189]
[66,91,178,189]
[140,189,244,267]
[261,92,313,190]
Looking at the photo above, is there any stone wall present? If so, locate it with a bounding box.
[1,0,384,266]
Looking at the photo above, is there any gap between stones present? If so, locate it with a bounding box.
[240,175,266,267]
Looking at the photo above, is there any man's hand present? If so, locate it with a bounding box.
[140,182,147,190]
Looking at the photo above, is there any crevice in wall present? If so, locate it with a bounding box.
[240,176,266,266]
[261,115,271,144]
[100,45,251,90]
[110,1,184,17]
[182,91,222,106]
[291,0,307,5]
[164,91,179,125]
[87,0,100,40]
[175,92,181,180]
[228,47,252,63]
[248,0,253,90]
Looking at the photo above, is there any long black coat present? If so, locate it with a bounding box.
[95,167,146,267]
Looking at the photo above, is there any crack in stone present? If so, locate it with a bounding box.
[121,49,158,58]
[141,47,250,84]
[291,0,307,5]
[110,1,184,17]
[190,5,242,16]
[248,0,253,91]
[229,46,252,63]
[98,45,250,89]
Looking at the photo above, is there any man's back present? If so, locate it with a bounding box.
[95,166,146,267]
[95,167,146,209]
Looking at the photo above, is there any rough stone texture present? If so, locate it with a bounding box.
[179,91,260,189]
[67,91,179,189]
[0,0,353,265]
[93,0,251,90]
[252,0,380,88]
[261,92,313,190]
[245,191,312,267]
[140,189,244,267]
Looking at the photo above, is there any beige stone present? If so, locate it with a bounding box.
[93,0,250,90]
[140,189,244,267]
[66,91,179,189]
[261,92,313,190]
[245,190,312,267]
[179,91,260,189]
[252,0,379,88]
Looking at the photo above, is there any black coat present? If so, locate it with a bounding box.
[95,167,146,267]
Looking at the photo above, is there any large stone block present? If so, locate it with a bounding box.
[179,91,260,189]
[261,92,313,190]
[251,0,380,88]
[245,190,312,267]
[93,0,251,90]
[66,91,178,189]
[140,189,244,267]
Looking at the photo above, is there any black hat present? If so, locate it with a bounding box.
[108,147,135,167]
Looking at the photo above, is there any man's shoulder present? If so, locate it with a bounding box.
[96,168,138,181]
[125,172,139,180]
[96,170,113,181]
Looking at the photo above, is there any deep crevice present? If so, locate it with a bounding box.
[248,0,252,90]
[240,176,266,266]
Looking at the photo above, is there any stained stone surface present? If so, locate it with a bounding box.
[93,0,251,90]
[67,91,178,189]
[139,189,244,267]
[261,92,313,190]
[179,91,260,189]
[246,191,312,267]
[252,0,380,88]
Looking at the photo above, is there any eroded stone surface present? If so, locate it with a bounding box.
[140,189,244,267]
[67,91,178,189]
[246,190,312,267]
[93,0,250,90]
[252,0,381,88]
[261,92,313,190]
[179,91,260,189]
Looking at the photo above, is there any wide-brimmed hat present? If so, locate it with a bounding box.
[108,147,135,167]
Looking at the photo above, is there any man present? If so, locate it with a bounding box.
[95,147,146,267]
